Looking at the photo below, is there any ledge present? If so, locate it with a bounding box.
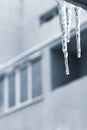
[0,96,44,119]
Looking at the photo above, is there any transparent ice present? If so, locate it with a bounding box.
[57,0,69,75]
[75,7,81,58]
[56,0,82,75]
[66,5,72,43]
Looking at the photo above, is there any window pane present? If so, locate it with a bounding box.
[9,73,15,108]
[32,58,42,98]
[20,66,28,102]
[0,77,4,112]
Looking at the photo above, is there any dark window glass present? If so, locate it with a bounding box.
[64,0,87,10]
[20,66,28,102]
[0,77,4,112]
[9,73,15,108]
[51,50,79,89]
[40,6,58,25]
[32,58,42,98]
[51,26,87,89]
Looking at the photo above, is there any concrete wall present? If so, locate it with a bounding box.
[46,76,87,130]
[0,76,87,130]
[0,0,22,64]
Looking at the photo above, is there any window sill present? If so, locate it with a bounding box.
[0,96,44,119]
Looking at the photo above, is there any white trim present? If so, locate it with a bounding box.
[0,96,43,118]
[27,62,32,101]
[15,69,21,106]
[42,48,52,96]
[29,51,42,61]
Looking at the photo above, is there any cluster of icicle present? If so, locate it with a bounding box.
[56,0,81,75]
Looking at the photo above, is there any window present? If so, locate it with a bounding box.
[0,76,4,113]
[20,66,28,102]
[51,49,79,89]
[40,6,58,25]
[32,57,42,98]
[9,72,15,108]
[51,26,87,90]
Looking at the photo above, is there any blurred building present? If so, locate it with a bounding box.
[0,0,87,130]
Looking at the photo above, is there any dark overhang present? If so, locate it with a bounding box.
[64,0,87,10]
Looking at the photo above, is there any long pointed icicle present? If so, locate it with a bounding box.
[75,7,81,58]
[55,0,83,75]
[66,5,72,43]
[57,0,69,75]
[64,51,69,75]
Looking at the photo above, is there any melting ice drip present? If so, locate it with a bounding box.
[56,0,81,75]
[75,7,81,58]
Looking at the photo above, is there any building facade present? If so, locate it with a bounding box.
[0,0,87,130]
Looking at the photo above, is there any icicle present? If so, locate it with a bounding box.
[66,5,72,43]
[55,0,82,75]
[57,0,69,75]
[64,51,69,75]
[75,7,81,58]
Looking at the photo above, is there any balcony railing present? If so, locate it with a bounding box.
[0,44,45,116]
[0,32,55,117]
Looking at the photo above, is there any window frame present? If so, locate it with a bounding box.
[0,52,43,117]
